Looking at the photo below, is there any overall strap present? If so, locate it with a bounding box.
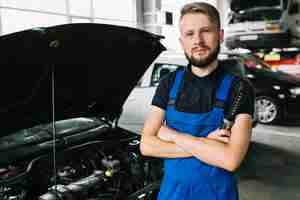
[215,73,235,107]
[168,68,185,105]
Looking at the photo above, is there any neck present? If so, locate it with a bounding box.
[191,60,218,77]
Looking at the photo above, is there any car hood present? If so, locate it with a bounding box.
[0,23,166,137]
[229,0,282,12]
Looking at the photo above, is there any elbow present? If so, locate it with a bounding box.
[139,142,148,156]
[139,138,152,156]
[223,155,241,172]
[224,162,239,172]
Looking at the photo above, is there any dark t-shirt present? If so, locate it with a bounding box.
[151,62,255,121]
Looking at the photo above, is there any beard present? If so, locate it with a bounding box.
[185,43,220,69]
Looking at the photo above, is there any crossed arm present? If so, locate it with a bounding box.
[140,105,252,172]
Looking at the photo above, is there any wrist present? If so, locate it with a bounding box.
[173,132,188,144]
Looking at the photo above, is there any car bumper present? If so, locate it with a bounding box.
[225,32,289,49]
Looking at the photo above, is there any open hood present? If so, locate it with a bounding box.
[229,0,282,12]
[0,23,166,136]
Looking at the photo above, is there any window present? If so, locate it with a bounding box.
[1,9,67,35]
[69,0,91,17]
[2,0,67,14]
[94,0,133,21]
[165,11,173,25]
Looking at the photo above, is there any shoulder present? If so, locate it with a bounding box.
[232,76,254,95]
[218,59,246,79]
[224,71,255,99]
[217,61,254,94]
[224,73,255,119]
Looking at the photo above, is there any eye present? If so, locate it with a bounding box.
[185,31,194,37]
[200,28,211,33]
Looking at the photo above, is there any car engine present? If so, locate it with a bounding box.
[0,138,162,200]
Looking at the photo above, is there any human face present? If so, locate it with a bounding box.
[179,13,223,68]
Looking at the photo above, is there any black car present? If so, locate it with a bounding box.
[222,53,300,124]
[0,23,165,200]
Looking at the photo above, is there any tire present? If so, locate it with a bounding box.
[255,96,281,124]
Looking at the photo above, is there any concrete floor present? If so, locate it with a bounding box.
[237,126,300,200]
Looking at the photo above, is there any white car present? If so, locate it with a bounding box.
[225,6,289,49]
[119,51,187,133]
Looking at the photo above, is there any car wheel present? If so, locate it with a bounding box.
[255,96,281,124]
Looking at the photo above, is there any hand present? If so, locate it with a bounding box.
[157,125,177,142]
[207,128,231,143]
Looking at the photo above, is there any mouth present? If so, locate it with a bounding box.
[192,47,209,55]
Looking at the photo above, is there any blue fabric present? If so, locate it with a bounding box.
[157,68,239,200]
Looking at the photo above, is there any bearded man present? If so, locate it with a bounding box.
[140,2,254,200]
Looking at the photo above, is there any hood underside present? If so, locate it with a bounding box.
[0,23,166,136]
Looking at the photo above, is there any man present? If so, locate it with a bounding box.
[140,2,254,200]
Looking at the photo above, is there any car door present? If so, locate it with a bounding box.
[119,63,180,133]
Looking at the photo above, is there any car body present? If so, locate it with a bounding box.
[224,53,300,124]
[224,6,289,49]
[0,23,165,200]
[281,0,300,46]
[119,51,188,133]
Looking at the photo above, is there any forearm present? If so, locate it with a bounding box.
[173,134,236,170]
[173,115,252,171]
[140,134,192,158]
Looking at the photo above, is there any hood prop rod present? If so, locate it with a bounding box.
[51,64,58,195]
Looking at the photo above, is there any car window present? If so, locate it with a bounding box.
[231,8,282,23]
[252,9,282,21]
[151,63,181,86]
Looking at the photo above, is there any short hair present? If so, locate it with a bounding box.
[180,2,220,29]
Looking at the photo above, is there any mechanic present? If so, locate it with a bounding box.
[140,2,254,200]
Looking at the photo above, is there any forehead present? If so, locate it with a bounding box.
[179,13,214,31]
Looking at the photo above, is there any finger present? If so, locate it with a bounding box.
[217,136,229,143]
[222,138,230,143]
[219,130,231,137]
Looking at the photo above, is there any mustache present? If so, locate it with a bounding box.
[191,46,210,52]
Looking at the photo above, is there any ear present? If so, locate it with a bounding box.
[219,29,224,43]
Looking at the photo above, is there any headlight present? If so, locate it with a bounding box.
[266,22,281,32]
[289,87,300,95]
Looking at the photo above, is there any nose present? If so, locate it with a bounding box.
[193,32,205,45]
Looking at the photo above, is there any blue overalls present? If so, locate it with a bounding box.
[157,68,239,200]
